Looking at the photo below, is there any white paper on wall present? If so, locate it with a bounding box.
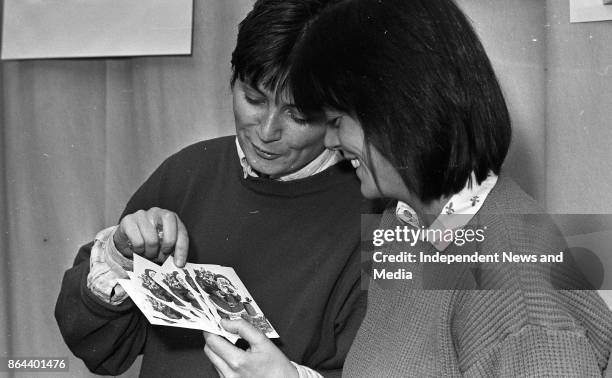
[570,0,612,23]
[1,0,193,60]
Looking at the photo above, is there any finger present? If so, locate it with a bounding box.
[158,212,178,258]
[204,332,245,364]
[113,222,133,257]
[136,211,160,260]
[119,217,145,256]
[213,365,225,378]
[220,318,267,346]
[173,218,189,267]
[204,344,232,378]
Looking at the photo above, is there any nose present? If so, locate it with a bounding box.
[257,109,282,143]
[324,126,340,150]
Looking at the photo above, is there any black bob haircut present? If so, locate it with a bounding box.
[230,0,336,93]
[289,0,512,203]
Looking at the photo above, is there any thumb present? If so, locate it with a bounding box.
[220,319,266,345]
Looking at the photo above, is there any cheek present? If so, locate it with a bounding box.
[359,175,383,198]
[371,160,408,198]
[232,98,256,128]
[232,101,245,127]
[338,129,364,153]
[362,167,378,187]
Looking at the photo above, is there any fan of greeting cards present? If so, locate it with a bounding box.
[118,254,279,343]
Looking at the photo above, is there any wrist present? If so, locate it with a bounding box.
[87,226,130,305]
[288,363,300,378]
[290,361,322,378]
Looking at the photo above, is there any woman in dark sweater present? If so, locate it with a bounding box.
[55,1,375,377]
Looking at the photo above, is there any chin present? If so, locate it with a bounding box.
[247,160,284,177]
[362,192,384,199]
[360,185,384,199]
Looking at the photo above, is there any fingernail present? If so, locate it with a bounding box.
[175,256,185,267]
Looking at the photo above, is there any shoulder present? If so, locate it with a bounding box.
[467,175,576,290]
[483,174,544,214]
[154,136,237,180]
[144,136,237,201]
[477,174,563,250]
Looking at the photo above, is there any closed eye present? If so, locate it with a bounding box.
[289,112,308,125]
[286,108,310,125]
[327,116,341,129]
[244,94,266,106]
[241,82,268,106]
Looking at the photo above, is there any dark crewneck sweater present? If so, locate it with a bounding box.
[56,136,373,377]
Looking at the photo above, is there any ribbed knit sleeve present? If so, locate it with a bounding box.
[452,286,612,375]
[463,326,603,377]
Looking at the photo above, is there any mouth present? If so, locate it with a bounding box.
[338,150,361,169]
[251,143,281,160]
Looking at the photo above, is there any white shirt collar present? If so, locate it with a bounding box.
[235,137,342,181]
[395,172,498,251]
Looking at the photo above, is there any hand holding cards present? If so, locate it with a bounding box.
[118,254,279,342]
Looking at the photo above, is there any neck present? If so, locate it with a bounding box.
[398,194,449,228]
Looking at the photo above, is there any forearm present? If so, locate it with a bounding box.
[55,241,146,375]
[290,362,328,378]
[87,226,133,304]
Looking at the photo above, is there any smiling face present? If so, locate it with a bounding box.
[233,80,327,178]
[323,110,411,201]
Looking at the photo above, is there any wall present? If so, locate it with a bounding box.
[545,0,612,302]
[0,1,253,377]
[458,0,612,302]
[456,0,548,201]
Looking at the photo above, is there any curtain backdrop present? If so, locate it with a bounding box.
[1,1,611,377]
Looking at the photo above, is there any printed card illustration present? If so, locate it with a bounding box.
[118,274,201,330]
[119,257,220,335]
[186,264,279,339]
[118,254,278,341]
[156,258,237,341]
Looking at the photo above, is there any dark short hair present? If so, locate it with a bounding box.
[231,0,335,93]
[290,0,512,203]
